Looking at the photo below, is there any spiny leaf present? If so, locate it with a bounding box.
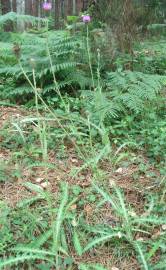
[28,230,53,248]
[24,182,45,194]
[135,242,149,270]
[83,233,123,253]
[73,230,83,256]
[0,255,52,268]
[53,183,68,251]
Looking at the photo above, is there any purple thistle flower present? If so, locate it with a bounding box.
[82,15,91,23]
[42,1,52,11]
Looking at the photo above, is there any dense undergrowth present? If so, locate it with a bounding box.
[0,12,166,270]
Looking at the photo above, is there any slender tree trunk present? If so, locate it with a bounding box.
[83,0,89,11]
[76,0,82,14]
[25,0,32,15]
[72,0,76,15]
[12,0,17,12]
[67,0,72,15]
[1,0,11,14]
[17,0,25,31]
[24,0,32,29]
[33,0,39,17]
[55,0,60,29]
[11,0,17,31]
[1,0,12,31]
[116,0,136,54]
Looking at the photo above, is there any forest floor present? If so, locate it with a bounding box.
[0,106,165,270]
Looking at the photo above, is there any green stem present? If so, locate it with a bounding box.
[18,61,86,161]
[86,24,95,89]
[45,19,68,112]
[97,49,101,93]
[32,68,48,161]
[45,21,91,156]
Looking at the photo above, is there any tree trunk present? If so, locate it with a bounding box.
[82,0,89,11]
[32,0,39,17]
[24,0,32,29]
[1,0,11,14]
[12,0,17,12]
[1,0,12,31]
[72,0,76,15]
[55,0,60,29]
[66,0,71,15]
[17,0,25,31]
[76,0,83,14]
[116,0,136,54]
[25,0,32,15]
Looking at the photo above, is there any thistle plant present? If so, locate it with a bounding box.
[42,1,52,11]
[82,15,95,90]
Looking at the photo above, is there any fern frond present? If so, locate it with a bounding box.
[0,12,45,27]
[0,31,81,101]
[106,71,166,113]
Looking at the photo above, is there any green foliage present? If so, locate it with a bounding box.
[106,70,165,113]
[0,30,82,103]
[0,12,45,28]
[139,116,166,163]
[81,70,165,131]
[83,183,166,270]
[0,8,166,270]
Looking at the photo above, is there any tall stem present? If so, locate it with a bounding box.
[32,68,48,161]
[32,68,39,118]
[45,19,68,112]
[86,24,95,89]
[97,49,101,93]
[18,61,86,161]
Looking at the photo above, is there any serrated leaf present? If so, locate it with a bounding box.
[83,233,122,253]
[24,182,45,194]
[73,230,83,256]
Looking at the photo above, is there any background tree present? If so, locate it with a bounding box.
[25,0,32,15]
[1,0,12,31]
[33,0,39,17]
[54,0,60,28]
[12,0,17,12]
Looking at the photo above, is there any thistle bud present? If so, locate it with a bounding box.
[12,43,21,59]
[29,58,36,69]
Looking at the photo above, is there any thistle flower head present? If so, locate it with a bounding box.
[42,1,52,11]
[82,15,91,23]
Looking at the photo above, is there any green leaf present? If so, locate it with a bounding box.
[0,255,53,268]
[146,241,161,261]
[83,233,123,253]
[73,230,83,256]
[135,242,149,270]
[24,182,44,194]
[53,183,68,251]
[17,195,44,208]
[79,264,108,270]
[28,230,53,249]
